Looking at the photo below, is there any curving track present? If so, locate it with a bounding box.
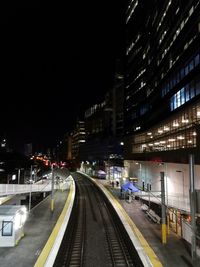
[54,172,144,267]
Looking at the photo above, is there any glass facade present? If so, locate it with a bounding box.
[125,0,200,160]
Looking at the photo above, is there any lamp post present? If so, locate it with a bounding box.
[18,169,21,184]
[51,164,55,212]
[28,165,33,212]
[15,168,24,184]
[161,171,167,244]
[189,154,196,261]
[108,157,111,182]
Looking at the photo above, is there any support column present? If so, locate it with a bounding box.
[189,154,196,261]
[28,165,33,212]
[51,164,55,212]
[18,169,21,184]
[161,171,167,244]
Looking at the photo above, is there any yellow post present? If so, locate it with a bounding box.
[175,209,178,234]
[160,171,167,244]
[51,199,54,212]
[167,214,170,235]
[162,223,167,244]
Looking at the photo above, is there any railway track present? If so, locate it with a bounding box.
[54,172,143,267]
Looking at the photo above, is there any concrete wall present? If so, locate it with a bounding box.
[124,160,200,211]
[182,220,200,256]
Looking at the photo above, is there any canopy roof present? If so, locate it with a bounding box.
[121,182,140,192]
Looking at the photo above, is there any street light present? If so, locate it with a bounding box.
[17,168,24,184]
[30,165,37,183]
[28,165,33,212]
[18,169,20,184]
[51,164,55,212]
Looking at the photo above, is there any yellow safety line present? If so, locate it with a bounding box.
[93,180,163,267]
[0,195,14,205]
[34,184,74,267]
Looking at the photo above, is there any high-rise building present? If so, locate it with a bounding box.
[124,0,200,242]
[24,143,32,157]
[124,0,200,163]
[80,101,113,162]
[71,120,86,160]
[113,59,124,139]
[79,70,125,179]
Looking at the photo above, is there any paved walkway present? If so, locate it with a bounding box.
[100,180,199,267]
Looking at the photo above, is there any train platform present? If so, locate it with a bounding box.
[0,173,199,267]
[97,179,199,267]
[0,189,70,267]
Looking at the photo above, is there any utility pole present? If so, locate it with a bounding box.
[28,165,33,212]
[189,154,196,261]
[51,164,55,212]
[18,168,21,184]
[161,171,167,244]
[108,158,110,182]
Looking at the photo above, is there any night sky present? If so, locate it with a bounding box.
[0,2,124,152]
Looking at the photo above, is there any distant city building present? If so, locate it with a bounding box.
[24,143,32,157]
[112,59,124,139]
[79,62,124,179]
[67,134,72,160]
[81,59,124,161]
[55,133,73,162]
[84,101,109,138]
[1,139,6,149]
[0,138,7,153]
[71,120,85,160]
[80,99,114,162]
[46,148,51,159]
[0,136,12,153]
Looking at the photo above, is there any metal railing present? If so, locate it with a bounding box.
[0,179,72,196]
[134,190,191,212]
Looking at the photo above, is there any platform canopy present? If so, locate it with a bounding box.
[121,182,140,192]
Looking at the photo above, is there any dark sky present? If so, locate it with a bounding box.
[0,2,124,152]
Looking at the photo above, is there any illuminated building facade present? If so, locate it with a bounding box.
[79,68,124,179]
[80,100,115,162]
[124,0,200,243]
[71,120,85,160]
[124,0,200,163]
[80,59,124,165]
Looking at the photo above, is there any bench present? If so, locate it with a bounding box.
[141,204,149,212]
[146,209,161,224]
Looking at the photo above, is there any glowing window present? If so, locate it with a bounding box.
[2,221,13,236]
[180,88,185,105]
[195,54,200,66]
